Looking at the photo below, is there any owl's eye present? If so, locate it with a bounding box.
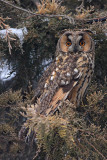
[66,41,72,46]
[79,40,85,46]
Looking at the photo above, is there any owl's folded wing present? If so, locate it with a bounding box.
[45,70,83,116]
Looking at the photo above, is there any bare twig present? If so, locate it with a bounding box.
[85,139,107,160]
[33,144,41,160]
[76,0,85,12]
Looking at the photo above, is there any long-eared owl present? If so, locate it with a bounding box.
[33,30,95,116]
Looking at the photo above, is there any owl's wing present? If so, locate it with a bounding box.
[45,70,83,116]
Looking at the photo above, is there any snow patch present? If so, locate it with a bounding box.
[0,27,28,44]
[42,58,52,70]
[0,61,16,82]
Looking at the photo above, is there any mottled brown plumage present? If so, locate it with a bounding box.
[33,30,95,116]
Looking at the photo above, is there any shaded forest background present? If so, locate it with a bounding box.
[0,0,107,160]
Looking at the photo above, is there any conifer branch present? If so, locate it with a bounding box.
[0,0,75,24]
[1,0,107,24]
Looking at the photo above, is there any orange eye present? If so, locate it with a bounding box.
[66,41,72,46]
[79,40,85,46]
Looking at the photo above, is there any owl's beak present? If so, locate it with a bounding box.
[68,45,78,53]
[73,46,78,53]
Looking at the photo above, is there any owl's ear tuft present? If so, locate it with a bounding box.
[83,30,95,36]
[58,29,71,37]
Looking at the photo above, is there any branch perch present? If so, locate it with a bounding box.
[0,0,75,24]
[0,0,107,24]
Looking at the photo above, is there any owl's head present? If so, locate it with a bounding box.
[57,30,94,54]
